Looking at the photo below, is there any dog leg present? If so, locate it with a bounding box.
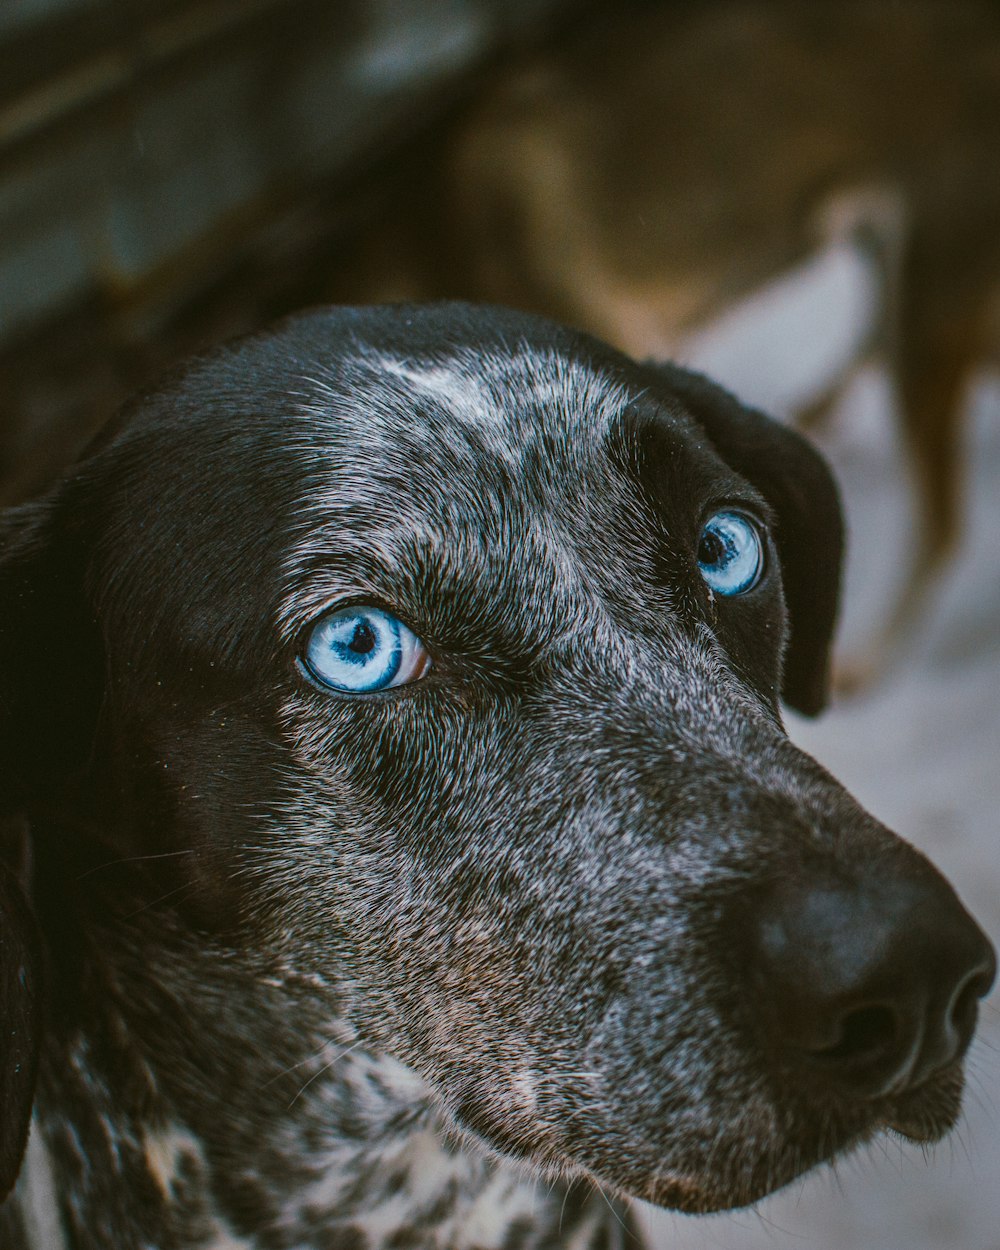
[837,231,996,693]
[894,261,992,610]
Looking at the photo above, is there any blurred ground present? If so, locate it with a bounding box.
[635,351,1000,1248]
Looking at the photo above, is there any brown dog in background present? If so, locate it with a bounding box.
[385,0,1000,664]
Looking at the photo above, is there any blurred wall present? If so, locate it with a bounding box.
[0,0,567,341]
[0,0,574,499]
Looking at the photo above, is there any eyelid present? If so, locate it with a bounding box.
[697,500,770,539]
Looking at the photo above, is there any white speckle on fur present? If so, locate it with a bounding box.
[200,1230,256,1250]
[348,1129,478,1242]
[512,1069,539,1117]
[142,1124,203,1198]
[457,1172,549,1248]
[376,357,508,431]
[17,1119,70,1250]
[97,1114,122,1172]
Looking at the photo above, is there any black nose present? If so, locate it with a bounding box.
[745,865,996,1098]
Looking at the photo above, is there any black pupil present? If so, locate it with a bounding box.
[349,622,377,655]
[699,530,725,565]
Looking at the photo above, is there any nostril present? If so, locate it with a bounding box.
[948,964,993,1045]
[811,1004,899,1066]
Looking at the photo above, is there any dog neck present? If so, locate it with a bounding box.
[13,869,635,1250]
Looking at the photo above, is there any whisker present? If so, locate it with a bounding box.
[289,1038,368,1108]
[76,849,197,881]
[262,1037,343,1089]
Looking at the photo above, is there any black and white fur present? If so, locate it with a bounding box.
[0,304,993,1249]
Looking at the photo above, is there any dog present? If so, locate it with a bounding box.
[392,0,1000,657]
[0,303,994,1249]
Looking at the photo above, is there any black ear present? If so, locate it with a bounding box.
[0,498,103,816]
[0,495,100,1194]
[643,362,844,716]
[0,858,42,1198]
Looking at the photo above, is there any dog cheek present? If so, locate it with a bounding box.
[273,693,814,1187]
[712,589,788,712]
[409,950,587,1166]
[369,897,641,1165]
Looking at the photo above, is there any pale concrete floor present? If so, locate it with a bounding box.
[638,372,1000,1250]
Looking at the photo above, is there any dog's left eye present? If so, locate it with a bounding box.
[697,511,764,596]
[302,607,430,692]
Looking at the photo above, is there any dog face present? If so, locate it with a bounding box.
[0,304,992,1216]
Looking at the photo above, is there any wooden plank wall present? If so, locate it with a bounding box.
[0,0,570,499]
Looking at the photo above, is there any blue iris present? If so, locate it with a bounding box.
[697,511,764,596]
[303,607,428,692]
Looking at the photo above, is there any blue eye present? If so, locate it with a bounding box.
[697,511,764,596]
[302,607,430,692]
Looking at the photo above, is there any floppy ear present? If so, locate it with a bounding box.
[0,502,93,1195]
[0,857,41,1199]
[643,362,844,716]
[0,498,103,816]
[0,495,102,1195]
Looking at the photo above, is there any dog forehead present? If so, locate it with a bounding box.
[263,335,759,637]
[285,347,621,533]
[277,347,659,603]
[309,344,633,460]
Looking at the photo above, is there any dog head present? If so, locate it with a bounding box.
[0,304,992,1210]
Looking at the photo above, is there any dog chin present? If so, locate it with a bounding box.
[879,1062,966,1143]
[638,1145,860,1215]
[639,1070,967,1214]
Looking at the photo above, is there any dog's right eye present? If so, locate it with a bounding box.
[301,607,431,693]
[697,510,764,596]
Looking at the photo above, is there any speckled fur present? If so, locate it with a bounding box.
[0,304,984,1248]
